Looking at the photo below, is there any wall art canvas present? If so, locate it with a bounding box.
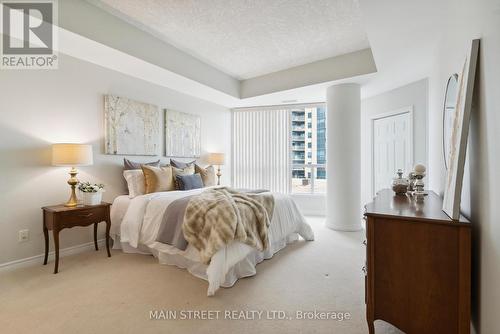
[165,109,201,158]
[104,95,160,156]
[443,39,479,220]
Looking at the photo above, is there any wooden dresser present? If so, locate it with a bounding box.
[364,189,471,334]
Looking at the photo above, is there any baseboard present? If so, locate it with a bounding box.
[0,239,106,272]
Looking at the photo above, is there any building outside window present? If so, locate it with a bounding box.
[316,106,326,179]
[290,104,327,194]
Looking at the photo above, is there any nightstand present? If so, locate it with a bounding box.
[41,202,112,273]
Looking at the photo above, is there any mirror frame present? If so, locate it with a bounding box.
[442,73,459,170]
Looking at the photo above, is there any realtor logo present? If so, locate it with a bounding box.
[1,0,58,69]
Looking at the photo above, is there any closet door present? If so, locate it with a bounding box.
[373,111,412,196]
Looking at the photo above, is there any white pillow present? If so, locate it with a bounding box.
[123,170,145,198]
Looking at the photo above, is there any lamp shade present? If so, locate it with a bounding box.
[207,152,225,165]
[52,144,93,166]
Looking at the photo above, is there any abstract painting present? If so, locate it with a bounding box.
[165,110,201,157]
[443,39,479,220]
[104,95,160,156]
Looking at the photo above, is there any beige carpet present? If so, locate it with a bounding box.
[0,217,401,334]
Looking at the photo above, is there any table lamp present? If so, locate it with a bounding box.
[207,153,225,185]
[52,144,93,207]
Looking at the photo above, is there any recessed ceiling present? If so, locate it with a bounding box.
[89,0,370,80]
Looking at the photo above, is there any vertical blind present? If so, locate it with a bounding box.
[232,108,290,193]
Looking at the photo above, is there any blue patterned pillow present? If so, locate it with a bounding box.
[175,173,204,190]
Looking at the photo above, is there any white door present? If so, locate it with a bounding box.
[372,111,413,196]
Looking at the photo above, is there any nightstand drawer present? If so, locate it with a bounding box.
[58,207,107,227]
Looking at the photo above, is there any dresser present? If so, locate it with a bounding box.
[364,189,471,334]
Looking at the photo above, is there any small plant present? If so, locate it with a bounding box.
[78,181,105,193]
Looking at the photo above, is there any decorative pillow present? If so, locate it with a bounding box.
[176,173,204,190]
[142,165,175,194]
[170,159,195,169]
[123,170,146,198]
[194,164,216,187]
[124,158,160,170]
[172,165,195,189]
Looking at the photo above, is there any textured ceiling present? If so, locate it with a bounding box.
[89,0,369,80]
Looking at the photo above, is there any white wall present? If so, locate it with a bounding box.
[361,79,428,205]
[426,1,500,332]
[0,54,231,265]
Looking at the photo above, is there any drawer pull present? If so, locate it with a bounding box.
[78,213,94,218]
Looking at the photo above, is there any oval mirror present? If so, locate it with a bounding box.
[443,74,459,170]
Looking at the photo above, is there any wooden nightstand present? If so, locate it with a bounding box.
[42,202,112,274]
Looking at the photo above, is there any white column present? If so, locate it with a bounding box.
[326,83,362,231]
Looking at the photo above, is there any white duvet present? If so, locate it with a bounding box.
[112,187,314,296]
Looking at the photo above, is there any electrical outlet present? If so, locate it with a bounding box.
[18,229,29,243]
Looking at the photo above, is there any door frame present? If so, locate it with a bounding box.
[370,106,414,197]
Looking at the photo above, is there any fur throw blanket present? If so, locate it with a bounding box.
[182,187,275,264]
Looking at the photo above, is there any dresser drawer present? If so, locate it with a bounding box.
[58,207,107,227]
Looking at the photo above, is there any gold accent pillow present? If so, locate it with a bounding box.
[195,164,216,187]
[142,165,175,194]
[172,165,195,189]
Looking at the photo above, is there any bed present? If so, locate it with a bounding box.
[110,187,314,295]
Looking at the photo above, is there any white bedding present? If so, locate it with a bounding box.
[109,195,130,246]
[110,188,314,295]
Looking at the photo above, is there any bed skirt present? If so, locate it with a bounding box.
[111,231,304,295]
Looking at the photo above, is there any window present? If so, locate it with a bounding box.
[233,107,291,193]
[290,105,327,194]
[232,104,325,195]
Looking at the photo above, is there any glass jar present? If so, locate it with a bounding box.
[392,169,409,195]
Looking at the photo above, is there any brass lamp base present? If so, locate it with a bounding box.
[65,167,79,207]
[216,165,222,186]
